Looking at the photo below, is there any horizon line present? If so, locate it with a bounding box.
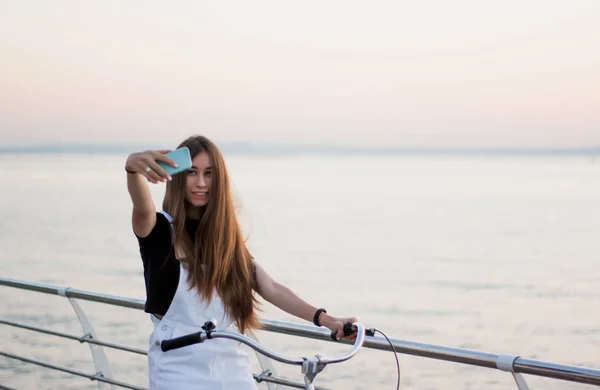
[1,142,599,156]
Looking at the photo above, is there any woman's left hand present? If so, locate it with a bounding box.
[320,314,358,341]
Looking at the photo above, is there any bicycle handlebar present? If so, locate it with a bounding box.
[161,322,366,366]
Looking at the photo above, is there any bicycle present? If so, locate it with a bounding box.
[161,320,366,390]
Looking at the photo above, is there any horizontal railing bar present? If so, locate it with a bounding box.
[3,277,600,386]
[0,308,323,389]
[0,350,145,390]
[0,320,326,389]
[80,334,147,356]
[515,358,600,387]
[0,349,321,390]
[79,334,147,356]
[0,319,147,356]
[0,278,145,310]
[262,321,600,386]
[253,372,329,390]
[263,320,499,366]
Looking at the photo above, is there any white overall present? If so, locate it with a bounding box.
[147,211,257,390]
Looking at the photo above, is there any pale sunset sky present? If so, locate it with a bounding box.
[1,1,599,149]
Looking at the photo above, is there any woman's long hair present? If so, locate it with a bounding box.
[162,135,260,333]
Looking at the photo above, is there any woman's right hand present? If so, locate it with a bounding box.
[125,150,177,184]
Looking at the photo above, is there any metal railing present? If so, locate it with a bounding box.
[1,277,600,389]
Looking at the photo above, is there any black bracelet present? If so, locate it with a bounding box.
[313,308,327,327]
[125,167,136,174]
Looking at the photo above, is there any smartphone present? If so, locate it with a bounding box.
[156,147,192,176]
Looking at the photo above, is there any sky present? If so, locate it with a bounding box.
[1,1,599,149]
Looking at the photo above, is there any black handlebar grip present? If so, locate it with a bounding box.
[330,322,356,341]
[161,331,203,352]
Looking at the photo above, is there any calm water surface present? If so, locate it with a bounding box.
[0,154,599,389]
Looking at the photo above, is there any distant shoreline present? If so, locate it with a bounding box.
[0,143,599,156]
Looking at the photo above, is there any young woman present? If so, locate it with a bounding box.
[125,135,357,390]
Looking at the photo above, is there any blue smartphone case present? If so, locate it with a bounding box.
[157,147,192,176]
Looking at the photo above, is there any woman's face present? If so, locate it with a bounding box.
[184,151,213,208]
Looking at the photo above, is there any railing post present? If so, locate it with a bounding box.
[58,287,115,390]
[497,354,530,390]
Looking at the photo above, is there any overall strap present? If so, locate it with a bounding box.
[159,210,175,224]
